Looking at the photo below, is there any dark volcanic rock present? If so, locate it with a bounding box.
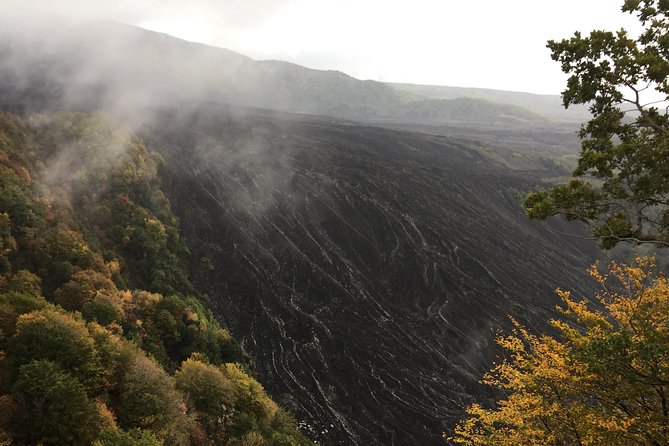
[138,105,599,446]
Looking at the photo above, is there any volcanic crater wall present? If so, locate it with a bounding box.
[141,106,598,446]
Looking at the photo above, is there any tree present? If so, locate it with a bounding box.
[175,357,235,442]
[54,269,117,312]
[0,290,49,343]
[451,258,669,445]
[93,428,161,446]
[227,431,266,446]
[0,213,15,273]
[11,360,100,446]
[3,269,42,298]
[523,0,669,249]
[8,309,104,390]
[115,354,190,444]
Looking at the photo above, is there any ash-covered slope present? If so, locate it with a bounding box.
[137,104,599,446]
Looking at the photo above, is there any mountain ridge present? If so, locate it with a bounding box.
[0,18,583,128]
[385,82,591,122]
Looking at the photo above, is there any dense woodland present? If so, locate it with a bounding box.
[0,112,313,446]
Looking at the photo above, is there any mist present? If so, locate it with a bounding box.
[3,0,643,95]
[0,12,590,230]
[0,13,593,131]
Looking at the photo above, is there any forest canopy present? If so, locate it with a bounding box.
[0,112,313,446]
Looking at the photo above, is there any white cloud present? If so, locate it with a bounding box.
[0,0,643,94]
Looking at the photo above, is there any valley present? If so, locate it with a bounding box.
[0,19,606,445]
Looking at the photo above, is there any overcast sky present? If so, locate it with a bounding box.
[4,0,641,95]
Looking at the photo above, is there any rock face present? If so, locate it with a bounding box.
[139,105,599,446]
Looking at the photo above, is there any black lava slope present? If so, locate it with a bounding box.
[138,105,599,446]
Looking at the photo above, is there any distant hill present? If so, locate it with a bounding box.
[393,97,550,126]
[386,82,591,123]
[0,17,576,128]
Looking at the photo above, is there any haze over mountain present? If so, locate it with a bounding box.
[0,17,588,129]
[0,17,603,446]
[387,83,591,122]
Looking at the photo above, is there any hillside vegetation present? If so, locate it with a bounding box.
[0,112,313,446]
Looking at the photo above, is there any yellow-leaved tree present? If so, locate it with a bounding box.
[451,258,669,445]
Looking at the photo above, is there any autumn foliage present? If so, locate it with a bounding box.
[451,258,669,445]
[0,113,313,445]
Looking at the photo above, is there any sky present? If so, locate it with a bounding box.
[3,0,641,95]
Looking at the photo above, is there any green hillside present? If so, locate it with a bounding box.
[385,82,591,122]
[0,112,313,446]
